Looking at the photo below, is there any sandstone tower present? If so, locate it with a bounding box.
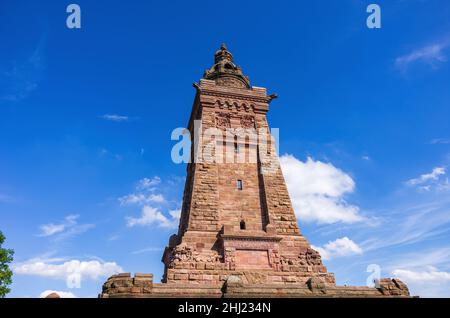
[100,45,410,297]
[161,43,333,286]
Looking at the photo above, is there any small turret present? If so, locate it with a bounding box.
[203,43,250,88]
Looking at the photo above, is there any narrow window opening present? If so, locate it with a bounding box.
[240,220,246,230]
[236,179,243,190]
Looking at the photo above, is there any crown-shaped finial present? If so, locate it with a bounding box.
[203,44,250,88]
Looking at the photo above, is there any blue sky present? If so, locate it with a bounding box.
[1,0,450,297]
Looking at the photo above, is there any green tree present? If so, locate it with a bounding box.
[0,231,14,298]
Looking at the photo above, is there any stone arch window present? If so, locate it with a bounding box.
[240,220,246,230]
[234,135,240,154]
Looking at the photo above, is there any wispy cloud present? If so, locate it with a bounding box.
[406,167,445,186]
[385,248,450,297]
[395,40,449,71]
[405,166,448,192]
[0,37,45,102]
[38,214,95,240]
[137,177,161,191]
[386,247,450,272]
[98,148,124,161]
[100,114,129,122]
[119,193,165,205]
[130,246,164,255]
[361,201,450,252]
[430,138,450,145]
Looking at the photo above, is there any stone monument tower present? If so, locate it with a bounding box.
[100,45,410,297]
[161,43,333,286]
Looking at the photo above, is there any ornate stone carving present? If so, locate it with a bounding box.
[215,99,255,113]
[166,244,222,268]
[216,77,247,88]
[215,112,231,128]
[170,244,193,264]
[224,247,236,270]
[240,115,255,129]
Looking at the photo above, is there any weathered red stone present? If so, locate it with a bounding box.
[99,44,410,298]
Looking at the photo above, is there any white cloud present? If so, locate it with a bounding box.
[393,267,450,283]
[407,167,446,186]
[126,206,178,229]
[119,177,165,206]
[395,42,448,70]
[381,248,450,297]
[169,209,181,219]
[100,114,129,122]
[38,214,94,239]
[280,155,363,224]
[39,290,76,298]
[406,167,449,192]
[121,177,180,229]
[40,223,66,236]
[14,258,123,281]
[312,237,362,260]
[392,267,450,297]
[137,177,161,191]
[119,193,165,205]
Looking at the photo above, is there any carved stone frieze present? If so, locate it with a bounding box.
[215,112,231,128]
[240,115,255,129]
[166,243,223,269]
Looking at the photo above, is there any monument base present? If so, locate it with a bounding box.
[99,273,410,298]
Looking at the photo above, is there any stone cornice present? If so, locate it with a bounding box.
[200,89,272,104]
[220,233,282,242]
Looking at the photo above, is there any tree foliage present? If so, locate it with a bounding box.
[0,231,14,298]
